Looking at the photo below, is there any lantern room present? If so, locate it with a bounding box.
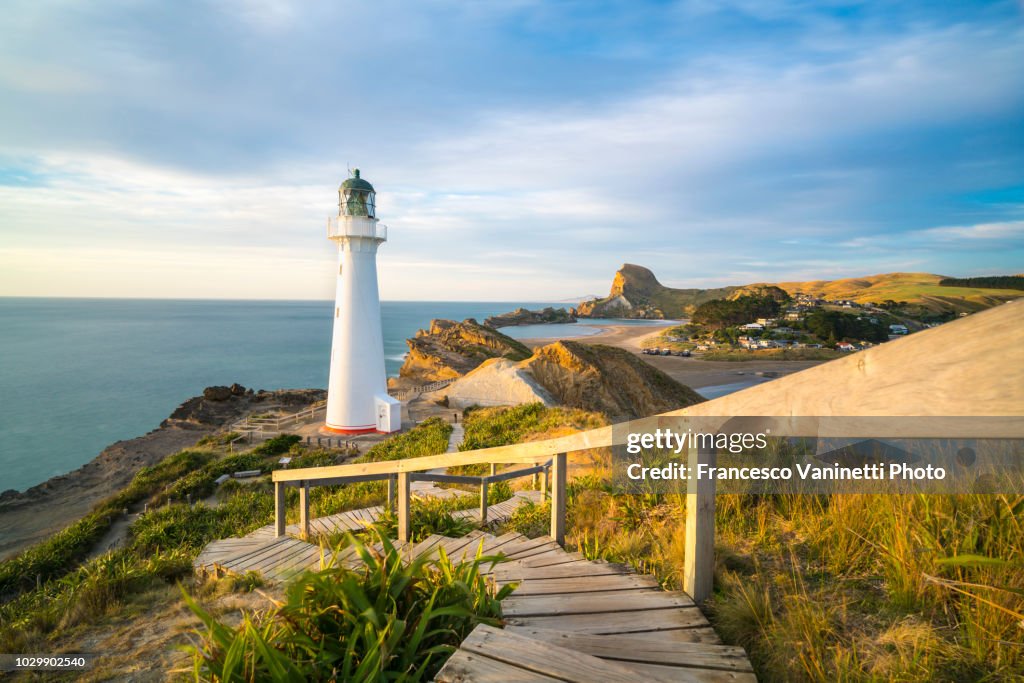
[338,168,376,218]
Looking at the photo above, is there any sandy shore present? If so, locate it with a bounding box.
[523,323,826,390]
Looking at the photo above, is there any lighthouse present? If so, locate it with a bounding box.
[323,169,401,434]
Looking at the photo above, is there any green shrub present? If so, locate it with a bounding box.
[504,500,551,538]
[252,434,302,456]
[183,530,514,681]
[373,498,476,543]
[129,491,274,556]
[458,403,604,453]
[360,417,452,463]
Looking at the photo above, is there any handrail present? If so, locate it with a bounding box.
[391,378,457,402]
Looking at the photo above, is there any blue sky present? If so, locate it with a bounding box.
[1,0,1022,300]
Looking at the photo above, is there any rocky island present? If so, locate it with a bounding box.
[484,306,576,328]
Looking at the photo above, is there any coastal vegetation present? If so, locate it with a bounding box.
[450,404,1024,680]
[185,531,514,681]
[558,484,1024,681]
[0,417,461,668]
[692,293,787,329]
[939,275,1024,290]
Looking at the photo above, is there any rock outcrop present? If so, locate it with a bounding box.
[427,340,703,419]
[396,319,533,383]
[484,307,576,328]
[524,341,705,419]
[576,264,739,319]
[424,358,556,409]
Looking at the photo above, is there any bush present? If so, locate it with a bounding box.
[373,498,476,543]
[183,530,514,681]
[252,434,302,456]
[360,418,452,463]
[128,491,274,556]
[505,500,551,538]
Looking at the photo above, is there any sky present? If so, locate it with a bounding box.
[1,0,1022,301]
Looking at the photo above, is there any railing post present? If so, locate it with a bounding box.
[299,481,310,540]
[540,464,549,501]
[480,478,489,525]
[550,452,566,545]
[397,471,411,543]
[274,481,286,537]
[387,475,397,512]
[684,444,716,605]
[489,463,497,476]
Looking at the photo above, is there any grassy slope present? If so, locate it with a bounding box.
[0,419,455,670]
[601,266,1023,317]
[770,272,1023,312]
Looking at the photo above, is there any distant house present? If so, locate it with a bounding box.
[784,311,802,321]
[889,324,908,335]
[756,318,777,327]
[741,322,764,330]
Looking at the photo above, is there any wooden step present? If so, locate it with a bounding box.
[506,627,754,677]
[502,590,698,617]
[436,624,678,683]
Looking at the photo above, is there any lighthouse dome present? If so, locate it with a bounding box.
[338,169,376,218]
[340,168,375,193]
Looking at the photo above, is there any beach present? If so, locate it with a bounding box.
[521,322,826,391]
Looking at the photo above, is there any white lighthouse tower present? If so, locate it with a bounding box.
[323,169,401,434]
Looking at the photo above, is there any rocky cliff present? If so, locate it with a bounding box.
[396,319,533,383]
[484,307,576,328]
[576,264,740,319]
[524,341,705,419]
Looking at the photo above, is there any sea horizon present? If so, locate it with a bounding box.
[1,297,643,493]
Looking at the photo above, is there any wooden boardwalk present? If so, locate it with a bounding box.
[193,489,543,581]
[195,520,756,680]
[418,532,756,682]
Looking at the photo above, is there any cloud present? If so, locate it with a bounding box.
[0,2,1022,299]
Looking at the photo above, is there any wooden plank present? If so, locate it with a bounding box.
[436,650,561,682]
[502,591,697,617]
[505,606,710,634]
[494,563,631,581]
[456,625,677,683]
[504,627,753,673]
[519,551,586,568]
[508,575,661,595]
[210,538,286,567]
[408,534,446,559]
[227,539,314,573]
[625,661,757,683]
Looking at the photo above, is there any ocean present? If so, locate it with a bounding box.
[0,298,665,493]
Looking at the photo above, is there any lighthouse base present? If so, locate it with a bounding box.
[320,424,378,436]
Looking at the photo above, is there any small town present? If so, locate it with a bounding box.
[642,291,962,358]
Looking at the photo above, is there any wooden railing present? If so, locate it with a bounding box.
[271,303,1024,604]
[233,402,326,434]
[391,378,457,402]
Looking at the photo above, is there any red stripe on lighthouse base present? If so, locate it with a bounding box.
[321,423,377,435]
